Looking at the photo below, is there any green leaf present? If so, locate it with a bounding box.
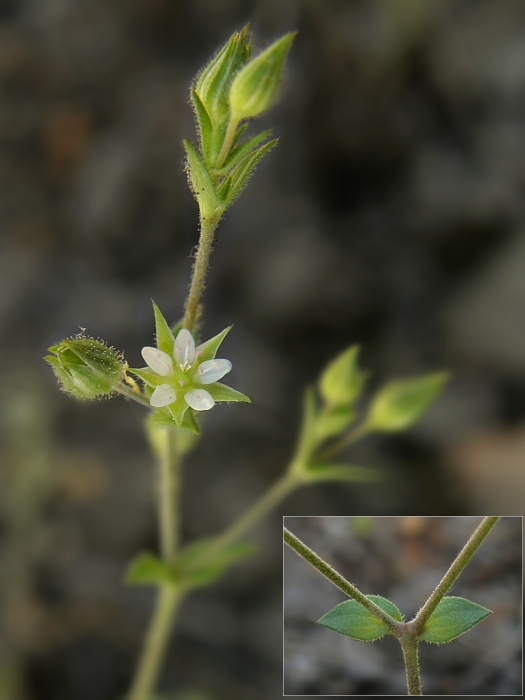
[315,405,355,441]
[195,326,232,362]
[206,383,251,403]
[125,553,177,586]
[318,595,403,642]
[229,33,295,120]
[419,596,491,644]
[183,139,222,218]
[319,345,365,408]
[366,372,449,432]
[177,538,256,587]
[218,140,277,207]
[215,129,272,175]
[305,464,382,483]
[152,301,175,355]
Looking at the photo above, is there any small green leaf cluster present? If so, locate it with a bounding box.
[290,344,448,484]
[318,595,491,645]
[126,537,256,590]
[45,335,127,400]
[185,25,295,222]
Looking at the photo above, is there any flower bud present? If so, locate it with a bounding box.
[46,336,126,400]
[229,32,295,121]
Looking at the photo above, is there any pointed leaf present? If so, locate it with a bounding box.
[320,345,366,408]
[177,538,256,587]
[206,383,251,403]
[215,129,272,175]
[318,595,403,642]
[184,139,222,217]
[367,372,449,432]
[195,326,232,362]
[152,301,175,354]
[218,140,277,206]
[305,464,382,483]
[125,553,177,586]
[419,596,491,644]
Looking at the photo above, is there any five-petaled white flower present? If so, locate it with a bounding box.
[141,328,232,411]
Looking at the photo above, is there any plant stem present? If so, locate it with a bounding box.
[400,632,422,695]
[115,383,152,408]
[316,422,370,461]
[158,428,180,563]
[183,215,221,332]
[410,516,500,636]
[216,117,239,168]
[127,583,182,700]
[196,472,299,565]
[283,527,405,637]
[128,428,183,699]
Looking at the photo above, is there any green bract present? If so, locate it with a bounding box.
[319,345,365,407]
[318,595,404,642]
[419,596,491,644]
[46,336,126,399]
[366,372,449,432]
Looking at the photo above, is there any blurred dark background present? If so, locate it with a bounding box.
[1,0,525,698]
[284,516,522,695]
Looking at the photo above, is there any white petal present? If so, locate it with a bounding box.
[197,359,232,384]
[184,388,215,411]
[141,347,173,376]
[150,384,177,407]
[174,329,195,366]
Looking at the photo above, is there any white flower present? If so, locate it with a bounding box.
[141,328,232,411]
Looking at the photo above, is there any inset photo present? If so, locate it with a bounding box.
[283,516,522,696]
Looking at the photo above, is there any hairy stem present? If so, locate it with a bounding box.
[158,428,180,562]
[216,117,239,168]
[400,632,422,695]
[411,516,500,636]
[183,215,221,332]
[284,527,404,637]
[195,472,299,567]
[114,383,152,408]
[127,584,182,700]
[316,422,370,462]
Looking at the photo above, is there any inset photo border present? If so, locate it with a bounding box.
[283,516,522,696]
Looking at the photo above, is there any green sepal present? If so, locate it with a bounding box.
[194,24,251,126]
[195,326,232,362]
[125,553,178,587]
[152,301,175,355]
[367,372,449,432]
[419,596,492,644]
[46,336,125,400]
[128,367,160,388]
[167,396,190,430]
[304,464,382,483]
[229,33,295,121]
[218,139,277,206]
[315,405,355,441]
[180,407,200,434]
[215,129,272,175]
[318,595,403,642]
[319,345,366,408]
[206,383,251,403]
[176,538,257,587]
[183,139,222,217]
[190,88,213,162]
